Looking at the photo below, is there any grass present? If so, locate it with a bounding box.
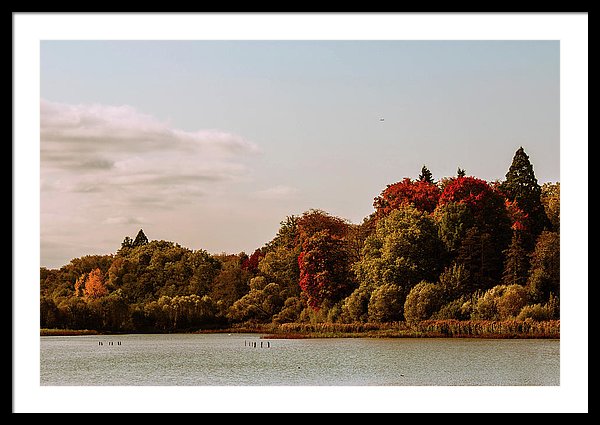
[41,319,560,339]
[40,328,100,336]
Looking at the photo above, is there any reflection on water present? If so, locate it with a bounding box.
[40,333,559,386]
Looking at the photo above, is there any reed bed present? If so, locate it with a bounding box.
[40,328,100,336]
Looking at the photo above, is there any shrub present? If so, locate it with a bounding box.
[403,281,445,323]
[368,283,403,322]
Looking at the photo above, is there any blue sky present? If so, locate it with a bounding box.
[40,40,560,268]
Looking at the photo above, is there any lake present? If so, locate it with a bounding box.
[40,333,559,386]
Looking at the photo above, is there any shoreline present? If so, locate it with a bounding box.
[41,319,560,339]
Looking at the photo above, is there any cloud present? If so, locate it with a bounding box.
[40,99,259,153]
[40,99,258,202]
[252,185,299,200]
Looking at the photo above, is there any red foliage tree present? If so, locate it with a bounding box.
[296,210,354,309]
[241,248,264,273]
[296,209,348,244]
[374,178,441,217]
[297,231,353,309]
[504,199,529,232]
[438,176,496,210]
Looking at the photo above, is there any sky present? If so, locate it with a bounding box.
[40,40,560,269]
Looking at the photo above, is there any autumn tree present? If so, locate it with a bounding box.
[499,147,549,246]
[240,248,264,274]
[438,176,508,229]
[374,178,441,217]
[436,176,512,289]
[298,230,353,309]
[295,210,354,309]
[84,268,108,299]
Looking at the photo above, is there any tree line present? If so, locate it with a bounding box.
[40,147,560,333]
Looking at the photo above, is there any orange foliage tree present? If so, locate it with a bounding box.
[84,268,108,299]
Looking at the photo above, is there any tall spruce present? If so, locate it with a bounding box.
[418,165,434,184]
[500,147,549,247]
[133,229,149,247]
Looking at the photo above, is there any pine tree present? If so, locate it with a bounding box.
[500,147,549,247]
[133,229,149,247]
[418,165,434,183]
[457,167,466,177]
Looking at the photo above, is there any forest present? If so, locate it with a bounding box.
[40,147,560,335]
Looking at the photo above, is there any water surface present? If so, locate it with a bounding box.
[40,333,559,386]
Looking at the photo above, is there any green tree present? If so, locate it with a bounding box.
[273,296,306,324]
[209,255,252,313]
[541,182,560,233]
[527,231,560,303]
[438,263,470,298]
[367,283,404,322]
[434,202,475,256]
[228,277,285,323]
[496,284,529,319]
[258,245,301,298]
[457,167,466,178]
[355,206,446,290]
[403,281,445,323]
[341,286,372,323]
[471,284,529,320]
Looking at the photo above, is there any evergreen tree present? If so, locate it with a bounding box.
[502,232,530,286]
[133,229,149,247]
[457,167,466,177]
[455,227,499,292]
[500,147,549,247]
[418,165,434,183]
